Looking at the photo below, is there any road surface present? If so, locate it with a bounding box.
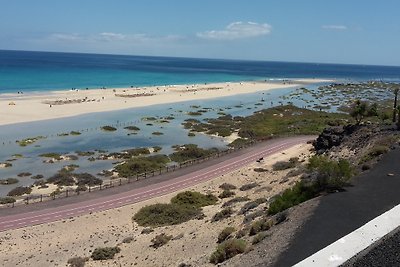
[0,136,313,232]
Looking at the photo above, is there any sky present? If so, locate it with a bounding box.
[1,0,400,66]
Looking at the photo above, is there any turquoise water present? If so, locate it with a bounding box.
[1,50,399,93]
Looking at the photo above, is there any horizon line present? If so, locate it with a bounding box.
[1,48,400,69]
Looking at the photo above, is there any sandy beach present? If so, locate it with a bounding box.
[0,79,329,126]
[0,143,314,267]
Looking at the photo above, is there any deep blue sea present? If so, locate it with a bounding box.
[0,50,399,93]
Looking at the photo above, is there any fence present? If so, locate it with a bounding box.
[1,138,269,209]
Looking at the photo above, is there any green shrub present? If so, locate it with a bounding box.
[171,191,218,208]
[91,247,121,260]
[209,239,247,264]
[308,155,353,190]
[150,233,173,248]
[360,145,390,164]
[219,190,235,199]
[115,155,170,177]
[268,182,318,215]
[133,203,203,227]
[152,131,164,136]
[70,131,81,135]
[169,144,217,163]
[252,232,269,244]
[67,257,87,267]
[17,172,32,177]
[217,227,235,243]
[7,186,32,196]
[211,208,233,222]
[249,218,273,236]
[0,197,16,204]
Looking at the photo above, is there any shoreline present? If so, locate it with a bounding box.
[0,78,331,126]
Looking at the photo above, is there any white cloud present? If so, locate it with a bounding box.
[98,32,127,41]
[322,25,348,30]
[49,33,83,41]
[197,21,272,40]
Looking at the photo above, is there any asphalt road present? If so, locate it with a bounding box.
[274,145,400,267]
[0,136,313,232]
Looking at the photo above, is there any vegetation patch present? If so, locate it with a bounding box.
[211,208,234,222]
[272,157,299,171]
[133,203,203,227]
[124,126,140,131]
[150,233,173,248]
[219,183,237,190]
[134,191,216,227]
[249,218,273,236]
[219,190,235,199]
[239,182,259,191]
[101,125,117,132]
[0,178,19,185]
[115,155,169,177]
[39,152,62,160]
[169,144,218,163]
[209,239,247,264]
[16,136,46,147]
[7,186,32,196]
[217,227,235,243]
[91,247,121,261]
[252,232,269,244]
[152,131,164,136]
[222,196,250,208]
[0,197,16,204]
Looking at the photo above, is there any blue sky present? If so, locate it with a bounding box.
[1,0,399,66]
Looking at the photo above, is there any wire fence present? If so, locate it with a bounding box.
[1,138,270,209]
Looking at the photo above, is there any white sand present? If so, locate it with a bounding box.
[0,143,313,267]
[0,79,329,126]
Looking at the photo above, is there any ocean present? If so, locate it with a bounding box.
[0,50,400,93]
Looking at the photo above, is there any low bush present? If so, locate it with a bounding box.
[141,228,154,234]
[115,155,170,177]
[124,126,140,131]
[17,172,32,177]
[307,155,353,191]
[91,246,121,260]
[272,157,298,171]
[222,196,250,207]
[238,201,260,215]
[211,208,234,222]
[219,190,235,199]
[217,227,235,243]
[133,203,203,227]
[169,144,217,163]
[268,182,318,215]
[67,257,87,267]
[219,183,237,190]
[7,186,32,196]
[252,232,269,245]
[0,197,16,204]
[249,218,273,236]
[243,210,265,224]
[150,233,173,248]
[209,239,247,264]
[171,191,218,208]
[239,182,259,191]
